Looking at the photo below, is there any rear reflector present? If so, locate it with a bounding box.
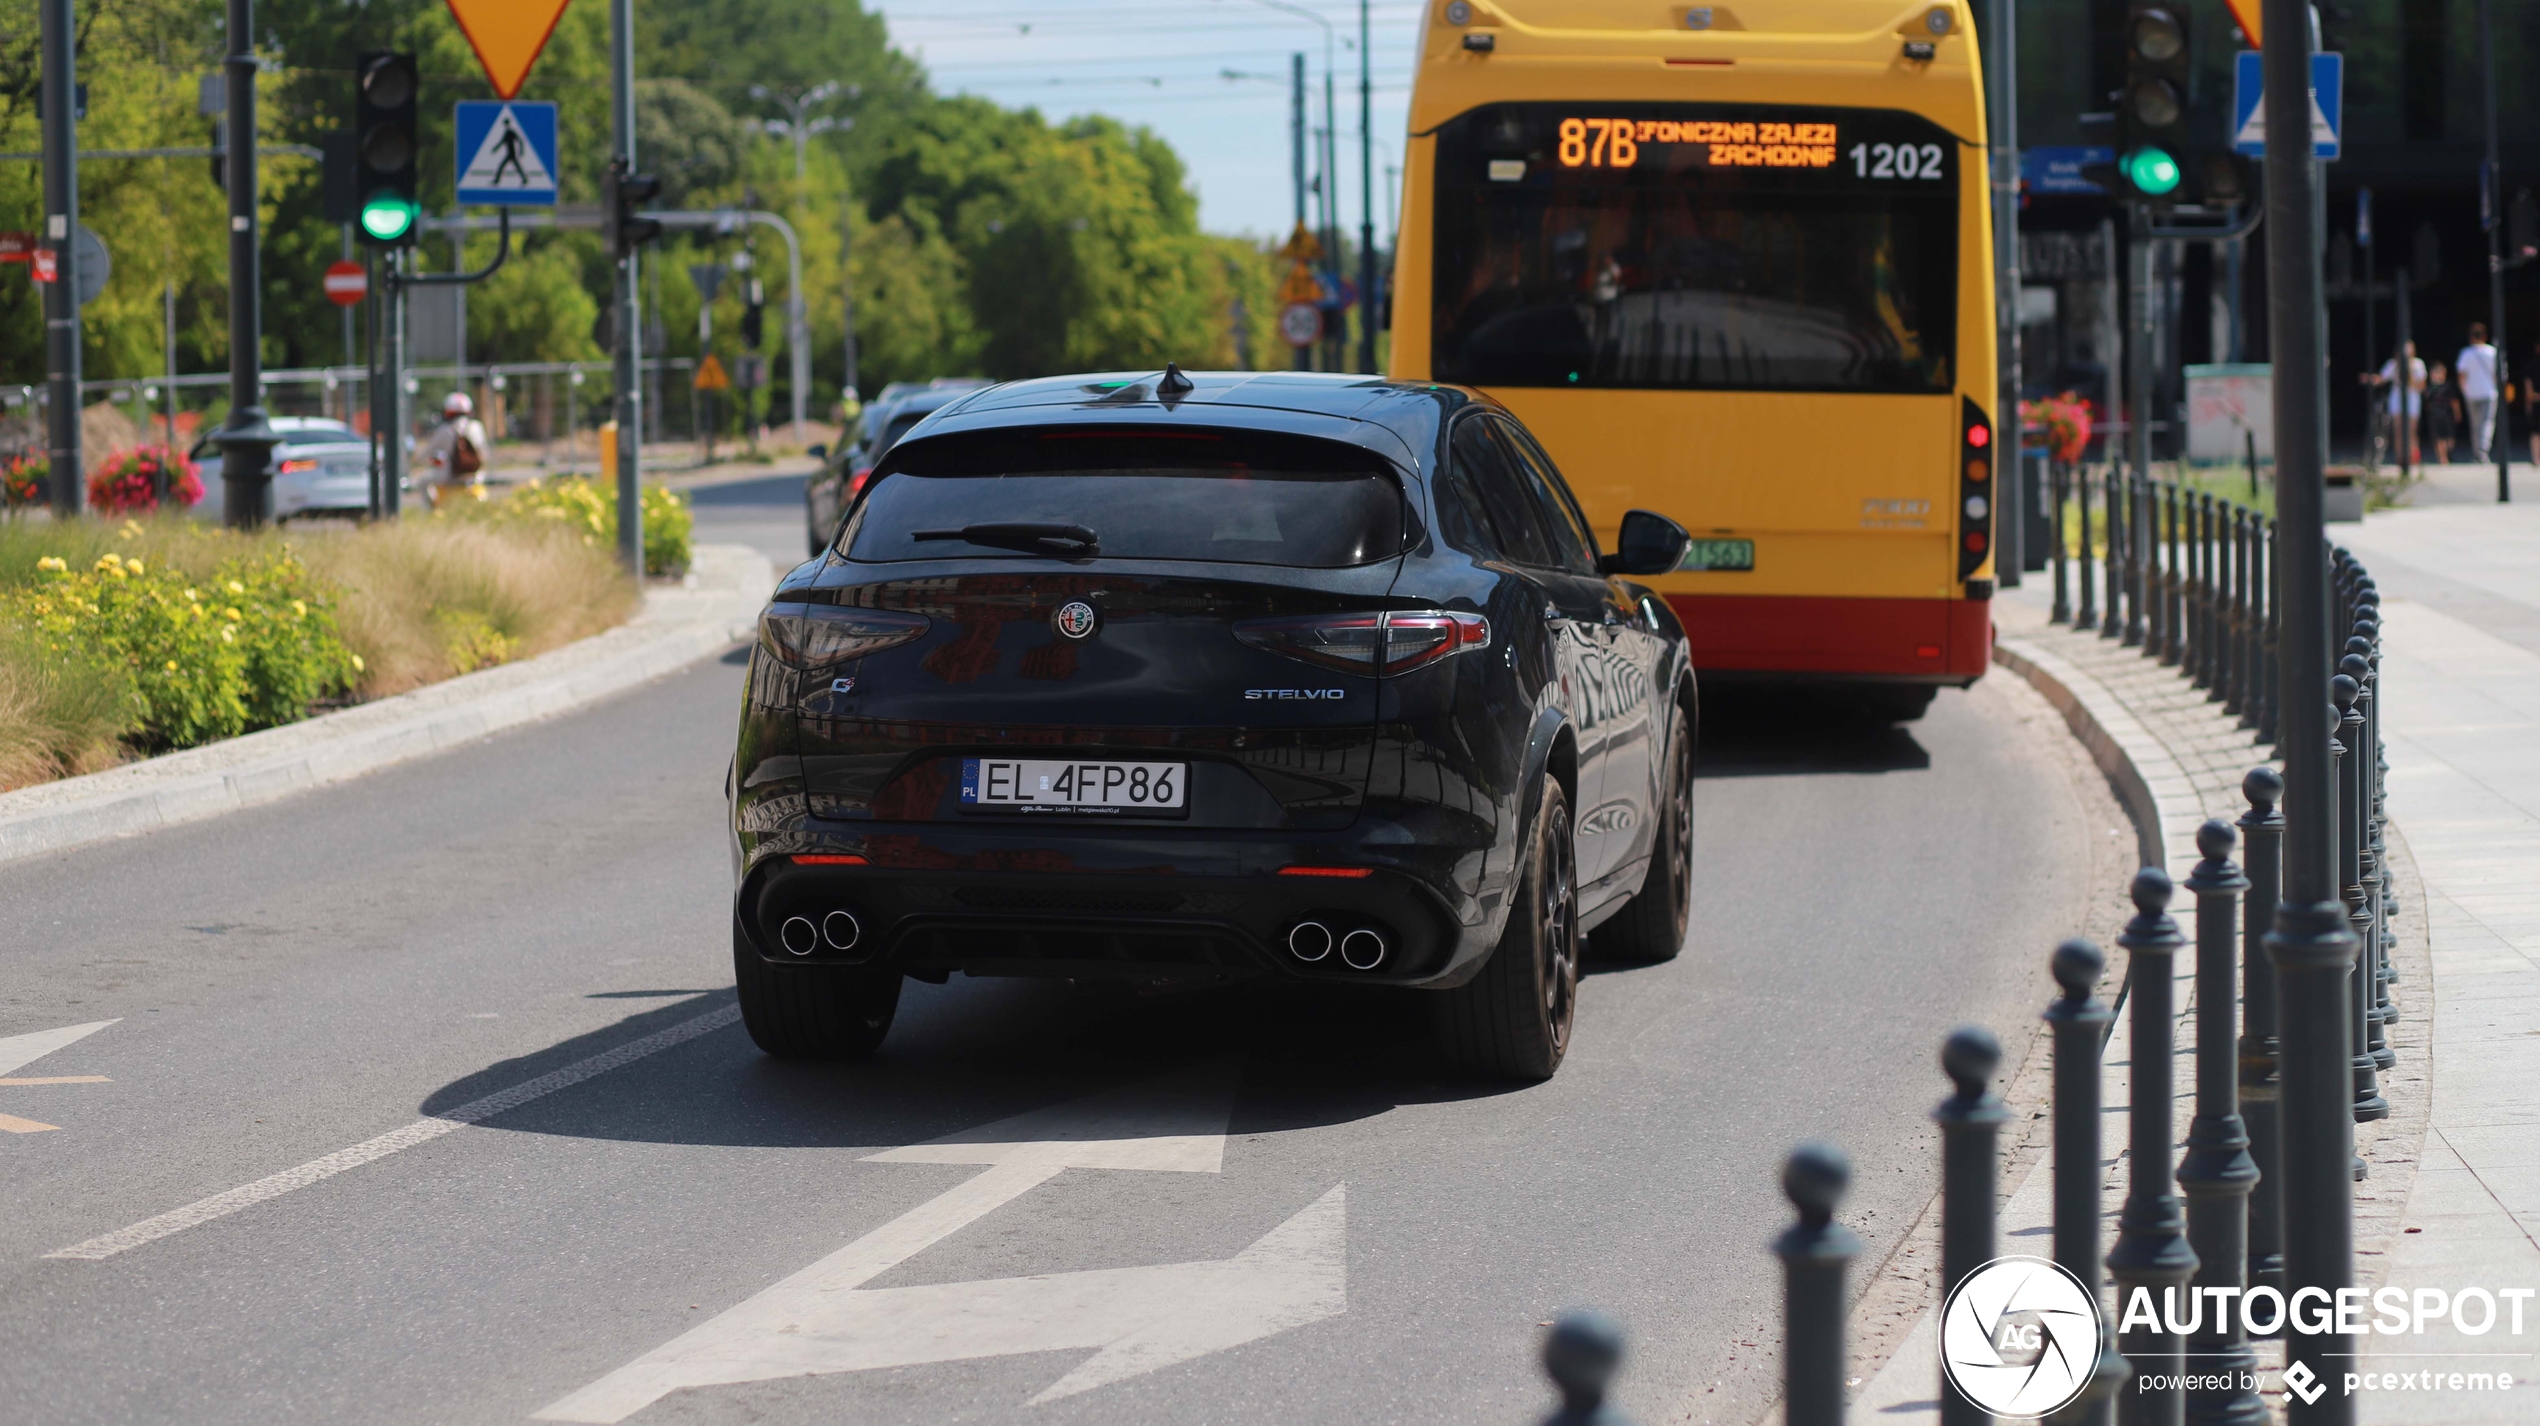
[790,854,868,866]
[1278,866,1374,878]
[1916,645,1942,659]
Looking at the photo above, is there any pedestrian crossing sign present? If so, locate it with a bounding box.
[2232,51,2340,161]
[454,100,559,207]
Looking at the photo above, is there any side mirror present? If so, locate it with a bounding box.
[805,443,828,462]
[1599,509,1689,577]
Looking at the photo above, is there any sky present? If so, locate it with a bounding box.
[872,0,1429,241]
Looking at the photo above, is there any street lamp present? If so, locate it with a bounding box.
[751,81,851,183]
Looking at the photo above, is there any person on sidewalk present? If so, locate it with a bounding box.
[2372,341,2427,466]
[420,391,490,510]
[2455,322,2500,464]
[2426,361,2462,465]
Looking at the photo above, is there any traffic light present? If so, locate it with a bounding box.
[2116,5,2190,205]
[605,161,664,263]
[740,277,766,349]
[353,52,418,245]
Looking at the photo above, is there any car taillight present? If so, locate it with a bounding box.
[276,457,318,474]
[849,466,873,497]
[1234,610,1489,676]
[758,603,931,671]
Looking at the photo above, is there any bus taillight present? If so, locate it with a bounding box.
[1958,398,1993,583]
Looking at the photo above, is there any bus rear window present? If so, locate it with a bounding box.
[845,428,1407,568]
[1431,102,1958,395]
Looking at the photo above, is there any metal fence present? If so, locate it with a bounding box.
[1530,474,2395,1426]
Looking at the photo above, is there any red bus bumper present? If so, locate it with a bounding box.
[1664,593,1992,683]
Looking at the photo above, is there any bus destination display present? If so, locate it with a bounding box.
[1554,116,1946,179]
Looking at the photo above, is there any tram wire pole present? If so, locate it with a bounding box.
[2258,3,2362,1421]
[610,0,643,578]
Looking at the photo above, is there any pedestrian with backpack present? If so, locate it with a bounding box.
[422,390,491,510]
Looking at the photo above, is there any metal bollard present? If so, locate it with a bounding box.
[2047,939,2129,1426]
[2151,481,2176,661]
[2256,519,2280,749]
[2236,768,2287,1302]
[2078,467,2100,630]
[2201,497,2226,697]
[1777,1142,1860,1426]
[2178,820,2265,1426]
[2108,868,2197,1426]
[2104,468,2127,641]
[1937,1026,2005,1426]
[2343,647,2394,1071]
[2053,462,2075,624]
[2334,672,2388,1133]
[1539,1310,1635,1426]
[2225,510,2252,719]
[2123,471,2147,647]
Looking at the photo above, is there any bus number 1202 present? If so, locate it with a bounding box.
[1849,142,1945,180]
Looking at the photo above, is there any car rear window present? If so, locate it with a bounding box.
[844,427,1407,568]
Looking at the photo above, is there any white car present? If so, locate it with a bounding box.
[188,417,377,520]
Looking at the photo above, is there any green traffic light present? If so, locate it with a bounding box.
[359,195,417,242]
[2121,146,2182,197]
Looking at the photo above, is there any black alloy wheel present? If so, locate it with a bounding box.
[1594,705,1693,964]
[1435,779,1580,1081]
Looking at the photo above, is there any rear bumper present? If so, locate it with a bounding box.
[735,822,1491,988]
[1665,593,1991,683]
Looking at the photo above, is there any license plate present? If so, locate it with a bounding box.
[1679,538,1755,572]
[960,757,1188,817]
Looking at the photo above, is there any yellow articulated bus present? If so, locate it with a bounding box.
[1390,0,1999,715]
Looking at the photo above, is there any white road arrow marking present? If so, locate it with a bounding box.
[0,1019,117,1079]
[536,1067,1346,1423]
[0,1021,117,1133]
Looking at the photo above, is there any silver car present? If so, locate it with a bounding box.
[189,417,377,519]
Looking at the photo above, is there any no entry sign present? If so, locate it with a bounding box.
[323,259,368,307]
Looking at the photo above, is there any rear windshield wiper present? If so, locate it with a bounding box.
[911,522,1099,557]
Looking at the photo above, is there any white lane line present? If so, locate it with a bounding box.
[44,1002,739,1262]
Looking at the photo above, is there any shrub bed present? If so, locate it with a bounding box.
[0,515,639,791]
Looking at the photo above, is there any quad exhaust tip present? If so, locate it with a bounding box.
[1339,927,1388,971]
[1288,920,1333,963]
[780,915,819,956]
[822,910,862,952]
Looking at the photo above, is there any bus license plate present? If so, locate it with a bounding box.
[960,758,1188,817]
[1679,538,1755,572]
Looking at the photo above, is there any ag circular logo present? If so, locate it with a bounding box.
[1052,600,1101,641]
[1938,1255,2102,1419]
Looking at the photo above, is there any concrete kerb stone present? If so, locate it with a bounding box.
[0,543,775,867]
[1995,634,2200,875]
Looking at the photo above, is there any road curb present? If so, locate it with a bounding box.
[0,543,774,867]
[1993,635,2198,873]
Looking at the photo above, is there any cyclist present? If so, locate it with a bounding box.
[420,391,490,509]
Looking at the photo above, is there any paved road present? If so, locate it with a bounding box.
[0,479,2126,1425]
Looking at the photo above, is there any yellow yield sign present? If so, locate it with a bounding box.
[693,355,731,392]
[444,0,573,99]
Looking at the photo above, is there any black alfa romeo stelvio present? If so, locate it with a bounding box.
[728,366,1698,1080]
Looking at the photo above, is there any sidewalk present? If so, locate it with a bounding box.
[2326,488,2540,1420]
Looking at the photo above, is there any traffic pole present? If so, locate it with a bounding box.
[1357,0,1376,375]
[2480,0,2510,502]
[2260,2,2363,1421]
[216,0,280,528]
[38,0,80,513]
[1987,0,2021,586]
[610,0,643,578]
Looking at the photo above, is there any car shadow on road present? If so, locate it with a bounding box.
[1695,683,1933,778]
[421,972,1515,1155]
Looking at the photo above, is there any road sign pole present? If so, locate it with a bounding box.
[39,0,80,513]
[1988,0,2021,586]
[217,0,279,529]
[2259,2,2361,1420]
[1357,0,1376,375]
[610,0,642,578]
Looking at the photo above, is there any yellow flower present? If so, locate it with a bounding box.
[125,558,144,575]
[290,599,307,618]
[185,588,199,600]
[226,580,246,595]
[223,607,242,621]
[164,660,178,672]
[119,520,143,539]
[350,654,366,673]
[35,555,65,572]
[220,626,235,643]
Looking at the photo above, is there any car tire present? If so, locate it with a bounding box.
[1858,683,1937,722]
[1434,779,1579,1082]
[733,919,902,1059]
[1594,706,1692,964]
